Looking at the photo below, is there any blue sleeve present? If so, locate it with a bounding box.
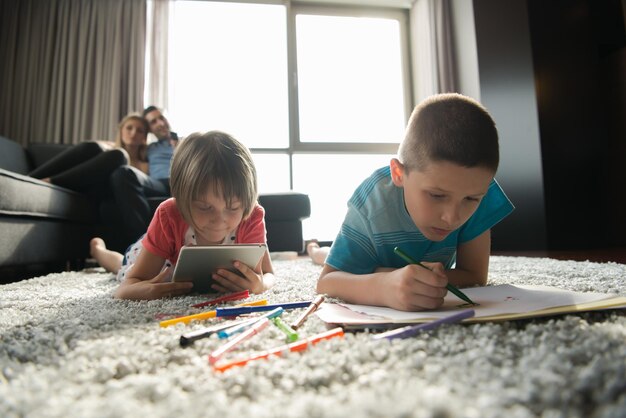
[458,179,514,243]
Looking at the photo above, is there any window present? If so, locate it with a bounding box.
[164,1,411,243]
[169,1,289,148]
[296,14,407,143]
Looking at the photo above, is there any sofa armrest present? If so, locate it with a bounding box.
[0,135,31,175]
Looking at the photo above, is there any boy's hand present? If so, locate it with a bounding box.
[116,267,193,300]
[211,260,266,294]
[384,262,448,311]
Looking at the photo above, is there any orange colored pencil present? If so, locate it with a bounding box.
[213,327,344,372]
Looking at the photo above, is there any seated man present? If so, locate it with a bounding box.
[110,106,179,245]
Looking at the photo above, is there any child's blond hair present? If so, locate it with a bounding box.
[170,131,258,230]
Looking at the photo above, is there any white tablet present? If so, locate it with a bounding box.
[172,244,267,294]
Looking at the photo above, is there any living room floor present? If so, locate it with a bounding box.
[493,247,626,264]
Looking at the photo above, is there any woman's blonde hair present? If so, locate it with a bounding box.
[170,131,258,229]
[113,113,148,162]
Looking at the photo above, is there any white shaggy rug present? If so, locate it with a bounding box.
[1,256,625,418]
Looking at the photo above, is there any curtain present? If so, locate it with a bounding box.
[410,0,457,103]
[0,0,146,146]
[144,0,170,111]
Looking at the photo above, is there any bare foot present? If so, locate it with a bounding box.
[306,241,320,257]
[41,177,51,183]
[90,237,106,259]
[307,241,329,266]
[89,237,123,274]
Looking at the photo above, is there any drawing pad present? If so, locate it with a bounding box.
[172,244,266,294]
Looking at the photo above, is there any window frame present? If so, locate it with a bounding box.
[251,1,413,190]
[163,0,413,197]
[286,2,413,155]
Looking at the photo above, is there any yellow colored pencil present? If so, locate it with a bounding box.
[159,299,267,327]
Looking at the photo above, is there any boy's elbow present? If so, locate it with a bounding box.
[466,272,488,287]
[315,274,325,294]
[477,274,488,287]
[316,268,331,294]
[316,264,340,295]
[316,280,326,295]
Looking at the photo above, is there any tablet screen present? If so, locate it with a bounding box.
[172,244,267,293]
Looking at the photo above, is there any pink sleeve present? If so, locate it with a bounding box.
[235,204,267,244]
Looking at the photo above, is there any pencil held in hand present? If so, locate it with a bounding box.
[393,247,477,306]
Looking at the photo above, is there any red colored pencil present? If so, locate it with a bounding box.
[191,290,249,308]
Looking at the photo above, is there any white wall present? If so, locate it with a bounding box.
[449,0,480,101]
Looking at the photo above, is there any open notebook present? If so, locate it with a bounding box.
[316,284,626,325]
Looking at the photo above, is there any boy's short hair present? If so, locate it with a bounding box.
[398,93,499,173]
[142,105,159,117]
[170,131,258,228]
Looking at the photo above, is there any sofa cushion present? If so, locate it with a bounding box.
[0,135,31,175]
[0,169,97,223]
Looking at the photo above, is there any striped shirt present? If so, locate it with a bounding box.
[325,166,514,274]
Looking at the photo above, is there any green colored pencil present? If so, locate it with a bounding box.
[393,247,476,305]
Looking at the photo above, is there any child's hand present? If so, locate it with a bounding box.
[116,268,194,300]
[211,261,266,294]
[384,262,448,311]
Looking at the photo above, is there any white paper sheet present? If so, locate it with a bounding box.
[316,284,625,324]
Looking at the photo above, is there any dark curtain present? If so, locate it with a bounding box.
[0,0,146,146]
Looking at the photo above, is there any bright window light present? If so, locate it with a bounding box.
[293,154,396,241]
[159,2,410,245]
[296,14,406,143]
[252,153,290,193]
[169,2,289,148]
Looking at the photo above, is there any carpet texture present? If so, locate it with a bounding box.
[1,256,625,418]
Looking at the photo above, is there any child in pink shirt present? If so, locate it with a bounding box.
[93,130,275,300]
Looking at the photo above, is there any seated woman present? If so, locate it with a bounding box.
[29,113,149,197]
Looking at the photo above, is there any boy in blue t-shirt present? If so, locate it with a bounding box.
[317,93,514,311]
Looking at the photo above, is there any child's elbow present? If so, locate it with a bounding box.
[315,279,325,294]
[261,272,275,292]
[315,271,325,294]
[113,287,125,299]
[316,270,332,294]
[113,281,132,299]
[316,264,338,295]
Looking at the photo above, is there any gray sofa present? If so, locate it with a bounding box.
[0,135,310,282]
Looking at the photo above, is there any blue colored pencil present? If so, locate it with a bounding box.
[215,301,312,317]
